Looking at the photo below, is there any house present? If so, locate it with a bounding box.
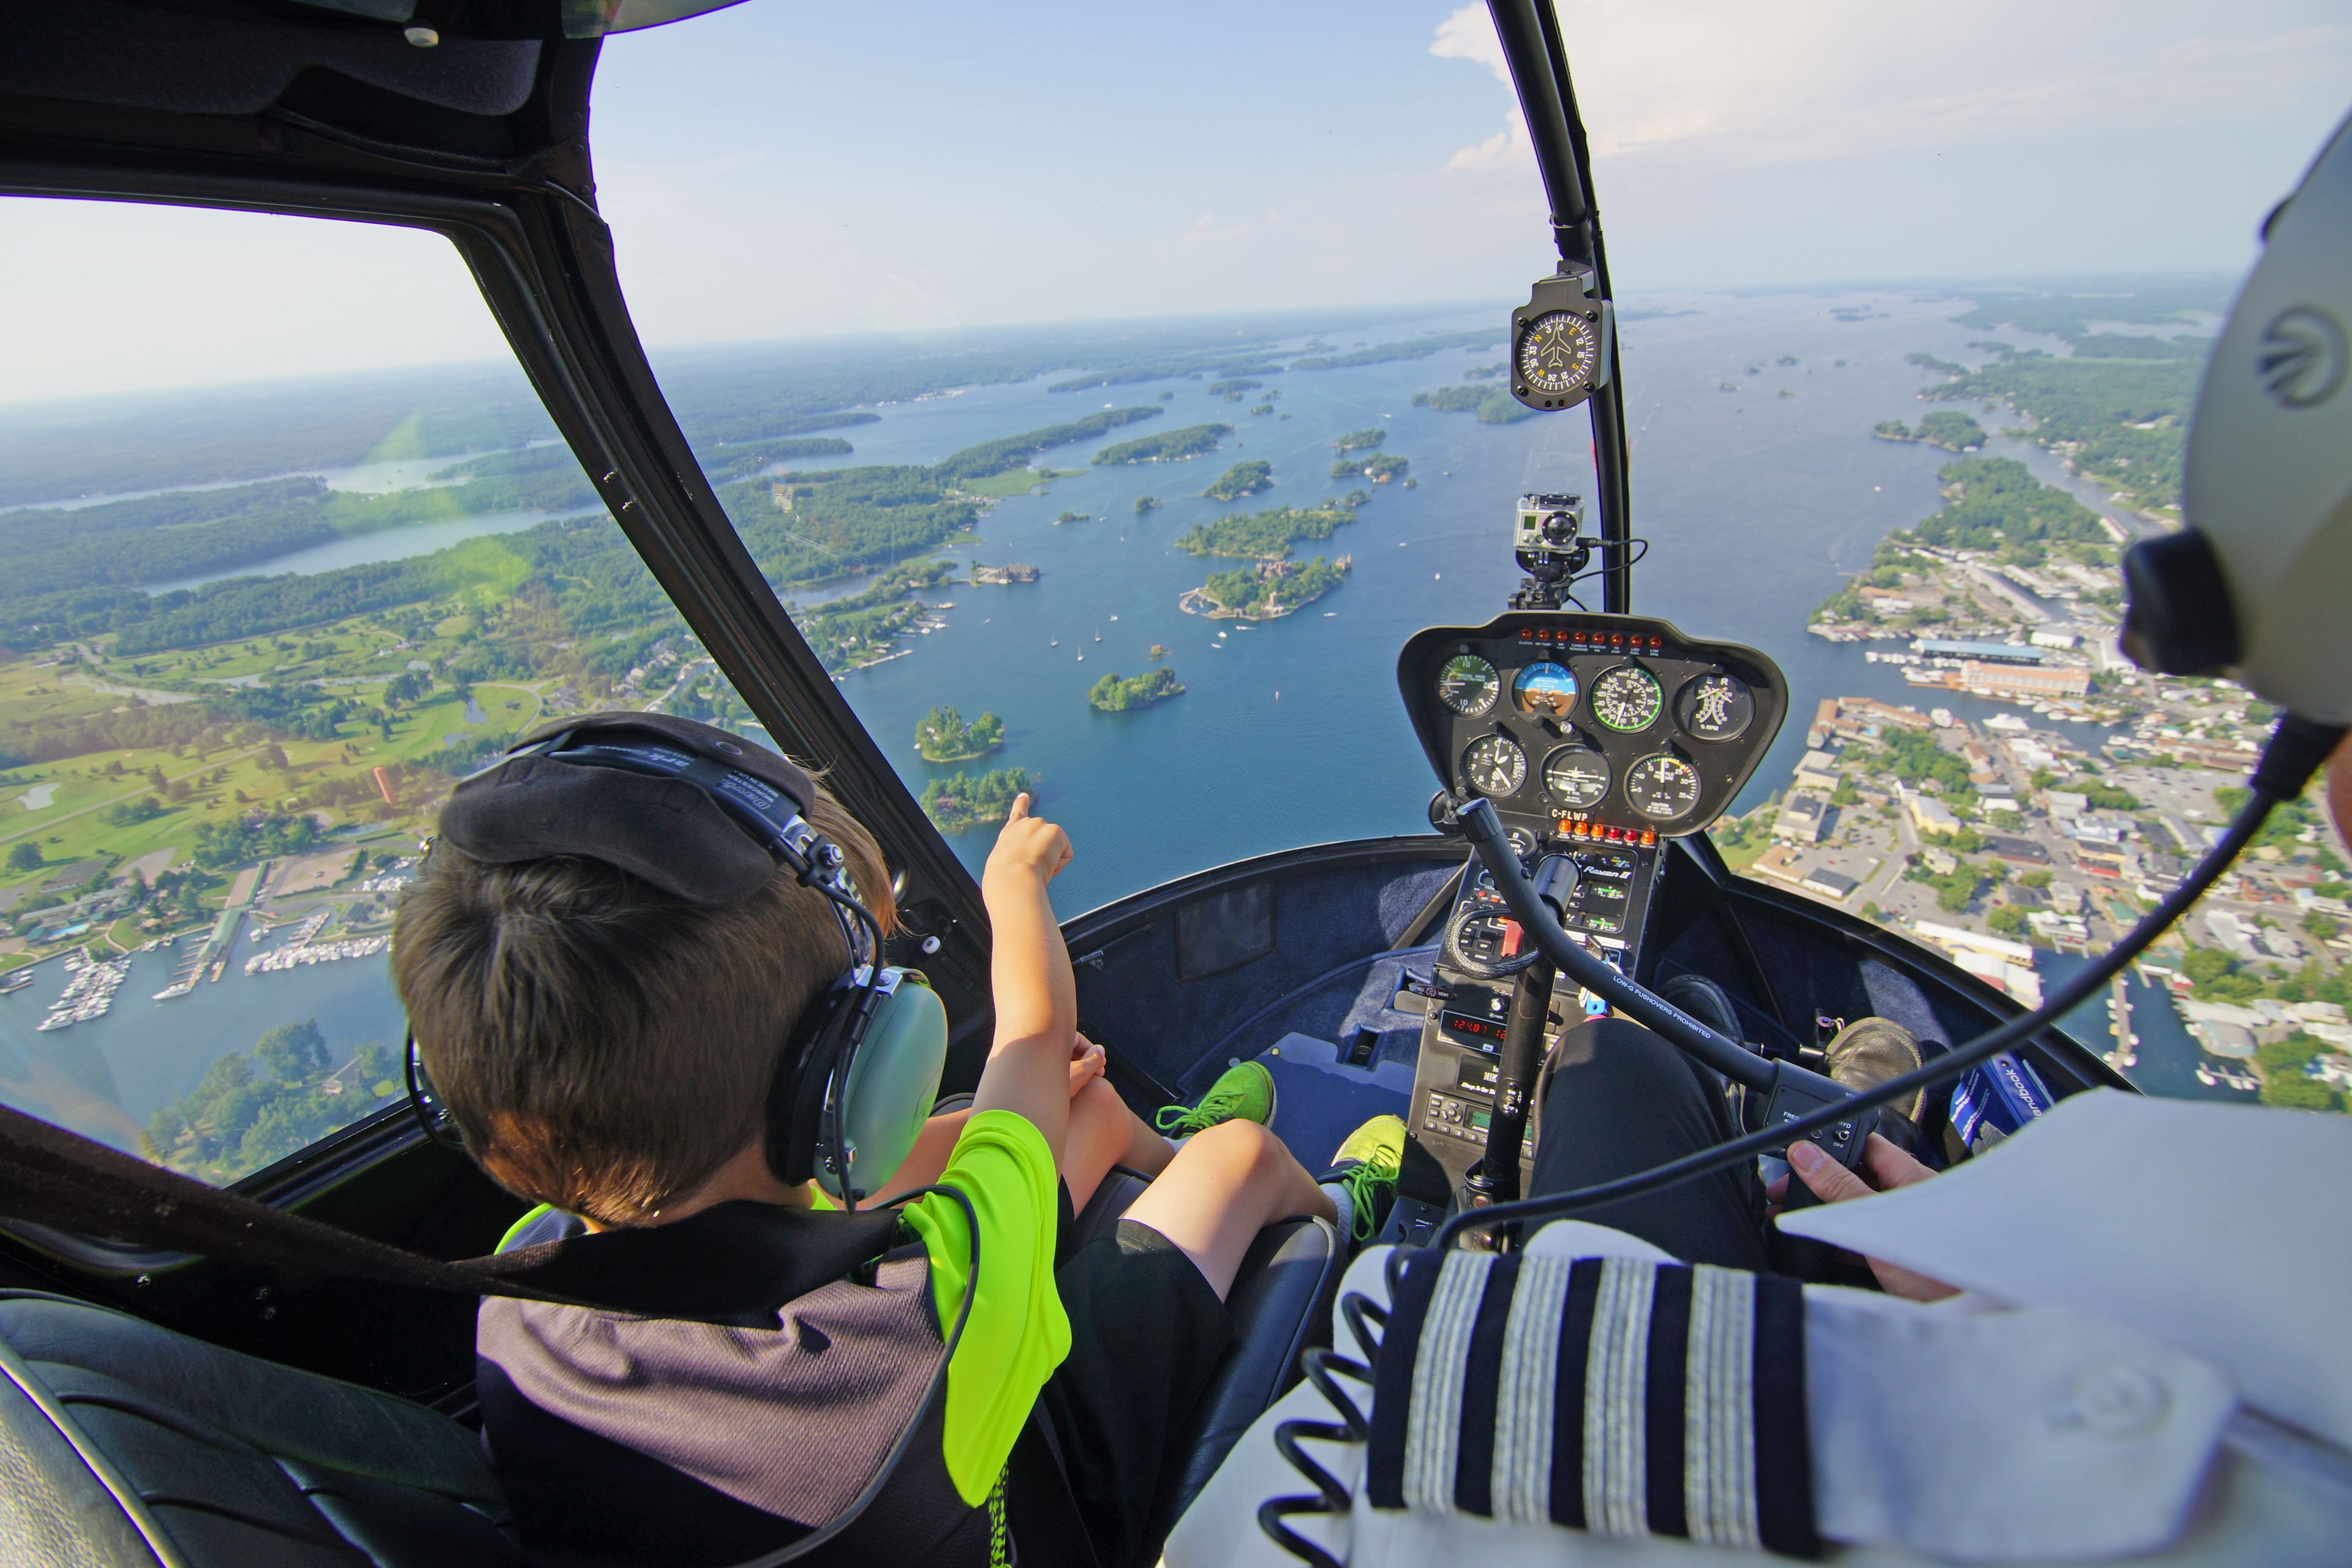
[1801,868,1860,902]
[1793,750,1842,791]
[1774,792,1830,845]
[1920,845,1958,875]
[1983,833,2050,867]
[1907,794,1959,835]
[2043,790,2088,819]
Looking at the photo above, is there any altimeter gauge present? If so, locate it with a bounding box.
[1589,663,1664,733]
[1438,654,1500,716]
[1625,753,1703,823]
[1461,735,1528,798]
[1542,744,1611,810]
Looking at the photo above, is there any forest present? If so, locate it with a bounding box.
[1093,424,1231,466]
[1088,666,1185,712]
[1199,557,1348,618]
[1412,385,1532,424]
[1203,460,1275,502]
[1175,501,1354,560]
[1288,328,1504,372]
[919,766,1031,832]
[1908,456,2106,553]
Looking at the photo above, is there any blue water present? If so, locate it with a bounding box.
[784,293,2132,916]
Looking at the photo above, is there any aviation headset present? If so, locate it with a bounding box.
[405,712,949,1210]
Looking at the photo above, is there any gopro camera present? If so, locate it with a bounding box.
[1515,493,1586,557]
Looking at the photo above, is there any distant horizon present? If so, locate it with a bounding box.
[0,273,2238,423]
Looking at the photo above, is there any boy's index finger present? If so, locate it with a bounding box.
[1007,792,1031,823]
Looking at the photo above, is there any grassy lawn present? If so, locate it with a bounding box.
[959,467,1082,498]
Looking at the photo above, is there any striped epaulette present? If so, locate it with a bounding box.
[1365,1251,1819,1558]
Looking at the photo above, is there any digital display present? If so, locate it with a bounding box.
[1457,1057,1498,1094]
[1441,1010,1507,1041]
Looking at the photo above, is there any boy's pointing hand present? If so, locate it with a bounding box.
[986,793,1073,886]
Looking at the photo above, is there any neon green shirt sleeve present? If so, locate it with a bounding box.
[898,1108,1070,1506]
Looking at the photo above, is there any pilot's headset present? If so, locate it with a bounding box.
[405,712,949,1211]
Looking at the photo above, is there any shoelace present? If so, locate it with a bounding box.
[1155,1087,1250,1135]
[1335,1150,1399,1241]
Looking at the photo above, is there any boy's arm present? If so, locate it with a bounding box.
[970,794,1078,1166]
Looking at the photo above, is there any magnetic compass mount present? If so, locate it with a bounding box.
[1509,267,1615,413]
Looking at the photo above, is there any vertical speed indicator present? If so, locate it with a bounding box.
[1437,654,1500,717]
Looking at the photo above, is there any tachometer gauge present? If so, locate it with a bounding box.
[1542,744,1610,810]
[1437,654,1500,717]
[1589,663,1664,733]
[1461,735,1527,798]
[1517,311,1601,401]
[1675,671,1754,742]
[1512,660,1578,717]
[1625,753,1702,823]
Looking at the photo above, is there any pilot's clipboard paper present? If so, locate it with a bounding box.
[1779,1088,2352,1450]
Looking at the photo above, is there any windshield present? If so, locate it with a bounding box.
[587,4,2352,1103]
[0,200,775,1183]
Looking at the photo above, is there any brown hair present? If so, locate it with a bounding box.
[391,782,895,1226]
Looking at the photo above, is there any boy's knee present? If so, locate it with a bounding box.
[1183,1118,1288,1180]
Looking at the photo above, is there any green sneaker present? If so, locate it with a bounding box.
[1323,1115,1405,1242]
[1156,1060,1276,1136]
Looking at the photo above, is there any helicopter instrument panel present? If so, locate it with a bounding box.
[1398,612,1787,844]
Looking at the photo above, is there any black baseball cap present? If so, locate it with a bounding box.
[437,712,826,907]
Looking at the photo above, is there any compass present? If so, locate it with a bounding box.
[1517,312,1600,399]
[1509,271,1613,413]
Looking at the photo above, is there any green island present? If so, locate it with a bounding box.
[919,766,1031,833]
[1333,452,1409,483]
[1874,412,1986,451]
[1208,378,1262,401]
[1134,495,1163,514]
[1412,385,1534,424]
[1330,428,1385,453]
[695,435,856,481]
[959,466,1083,498]
[1175,500,1355,560]
[1289,328,1504,372]
[789,559,959,674]
[1248,402,1276,418]
[1054,510,1090,525]
[1088,667,1185,712]
[1204,460,1275,502]
[143,1021,399,1184]
[1191,557,1350,620]
[1093,423,1232,466]
[1047,352,1280,394]
[913,704,1004,763]
[1461,362,1507,381]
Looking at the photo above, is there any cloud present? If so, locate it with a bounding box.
[1431,2,2352,172]
[1180,212,1252,251]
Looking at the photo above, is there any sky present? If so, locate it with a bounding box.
[4,0,2348,402]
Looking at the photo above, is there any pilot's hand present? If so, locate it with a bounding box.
[985,794,1073,887]
[1776,1134,1958,1303]
[1069,1033,1107,1098]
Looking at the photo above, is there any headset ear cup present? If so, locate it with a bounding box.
[767,984,855,1188]
[826,973,949,1202]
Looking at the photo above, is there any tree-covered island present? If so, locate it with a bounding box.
[914,704,1004,763]
[1186,557,1350,620]
[920,767,1031,833]
[1207,378,1262,401]
[1874,411,1986,451]
[1333,452,1409,483]
[1330,428,1385,453]
[1134,495,1164,514]
[1413,385,1534,424]
[1093,424,1232,466]
[1175,500,1355,560]
[1204,460,1275,502]
[1088,667,1185,712]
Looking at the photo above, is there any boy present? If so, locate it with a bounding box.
[394,714,1401,1568]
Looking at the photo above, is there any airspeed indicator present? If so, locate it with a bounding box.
[1589,664,1664,733]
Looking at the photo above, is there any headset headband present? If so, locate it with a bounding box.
[437,712,837,909]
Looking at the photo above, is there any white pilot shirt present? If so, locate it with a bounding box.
[1163,1091,2352,1567]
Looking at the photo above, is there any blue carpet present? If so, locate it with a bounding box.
[1253,1031,1415,1172]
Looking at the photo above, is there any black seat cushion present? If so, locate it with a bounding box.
[0,1291,518,1567]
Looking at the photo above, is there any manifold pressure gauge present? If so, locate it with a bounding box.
[1510,270,1614,413]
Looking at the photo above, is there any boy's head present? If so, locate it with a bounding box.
[391,721,895,1226]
